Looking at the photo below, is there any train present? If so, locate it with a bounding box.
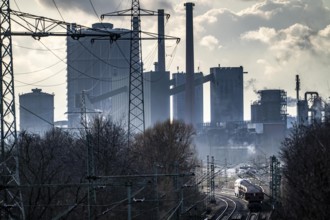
[234,178,264,211]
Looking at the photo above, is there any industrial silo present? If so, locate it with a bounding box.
[19,88,54,133]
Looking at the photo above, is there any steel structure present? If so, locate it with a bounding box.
[206,155,210,201]
[210,156,215,203]
[270,155,281,207]
[0,3,119,218]
[80,90,97,219]
[0,0,24,218]
[101,0,179,141]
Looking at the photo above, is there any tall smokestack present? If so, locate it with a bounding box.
[296,74,300,119]
[184,2,195,125]
[158,9,165,72]
[295,75,300,101]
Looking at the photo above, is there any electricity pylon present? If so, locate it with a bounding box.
[0,0,24,218]
[101,0,180,142]
[0,2,119,218]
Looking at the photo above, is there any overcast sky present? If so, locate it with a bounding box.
[11,0,330,123]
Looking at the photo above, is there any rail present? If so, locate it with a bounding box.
[214,194,237,220]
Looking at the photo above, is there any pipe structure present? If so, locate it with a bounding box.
[184,2,195,125]
[158,9,165,72]
[304,91,319,102]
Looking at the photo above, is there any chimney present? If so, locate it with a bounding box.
[184,2,195,125]
[158,9,165,72]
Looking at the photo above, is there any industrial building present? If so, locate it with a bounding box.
[66,23,130,128]
[210,66,245,124]
[172,72,204,125]
[250,89,287,154]
[251,90,287,124]
[19,88,54,133]
[144,63,170,128]
[295,76,329,125]
[297,92,326,125]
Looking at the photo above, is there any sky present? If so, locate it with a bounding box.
[10,0,330,124]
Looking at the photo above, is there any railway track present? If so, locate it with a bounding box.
[211,194,237,220]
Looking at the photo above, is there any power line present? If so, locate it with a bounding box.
[89,0,102,22]
[4,97,54,126]
[15,60,63,75]
[51,0,130,70]
[15,81,66,88]
[12,43,66,51]
[15,67,66,86]
[39,40,126,82]
[52,0,65,21]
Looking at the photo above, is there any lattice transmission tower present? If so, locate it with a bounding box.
[0,0,24,218]
[0,1,119,218]
[101,0,179,141]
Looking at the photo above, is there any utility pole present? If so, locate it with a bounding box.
[270,155,281,209]
[127,181,132,220]
[206,155,210,201]
[154,164,160,220]
[210,156,215,203]
[92,172,194,219]
[224,158,228,188]
[81,90,96,220]
[101,1,179,143]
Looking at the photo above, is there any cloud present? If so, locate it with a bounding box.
[19,0,330,121]
[241,23,330,63]
[37,0,174,14]
[190,0,330,90]
[311,25,330,57]
[200,35,221,50]
[241,27,277,43]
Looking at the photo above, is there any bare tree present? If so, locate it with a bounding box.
[18,128,84,220]
[18,116,131,220]
[15,118,206,219]
[79,115,131,219]
[279,119,330,219]
[130,120,203,219]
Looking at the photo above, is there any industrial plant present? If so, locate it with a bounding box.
[1,0,330,219]
[16,0,330,158]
